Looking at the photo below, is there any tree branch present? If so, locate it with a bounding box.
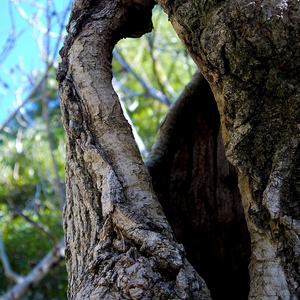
[0,0,72,132]
[113,49,172,106]
[120,99,149,158]
[42,80,65,209]
[0,231,23,283]
[0,71,48,132]
[145,69,203,169]
[13,210,57,250]
[0,239,65,300]
[112,77,149,157]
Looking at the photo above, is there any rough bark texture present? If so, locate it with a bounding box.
[146,71,251,299]
[58,0,300,299]
[57,0,211,299]
[155,0,300,299]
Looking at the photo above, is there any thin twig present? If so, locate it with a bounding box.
[1,0,72,132]
[13,209,57,251]
[122,103,148,157]
[0,2,26,64]
[25,184,41,212]
[0,71,48,132]
[146,34,168,97]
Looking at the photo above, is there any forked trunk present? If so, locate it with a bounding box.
[57,0,300,299]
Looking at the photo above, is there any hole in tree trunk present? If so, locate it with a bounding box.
[147,74,251,300]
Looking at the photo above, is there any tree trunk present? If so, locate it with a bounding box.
[155,0,300,299]
[57,0,300,299]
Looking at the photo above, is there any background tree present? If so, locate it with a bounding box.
[57,0,300,299]
[0,2,71,298]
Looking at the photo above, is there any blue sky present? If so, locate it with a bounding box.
[0,0,71,124]
[0,1,38,121]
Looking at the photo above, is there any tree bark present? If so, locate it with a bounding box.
[57,0,210,299]
[146,70,251,299]
[155,0,300,299]
[58,0,300,299]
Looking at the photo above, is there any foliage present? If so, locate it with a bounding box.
[0,71,66,298]
[114,6,196,149]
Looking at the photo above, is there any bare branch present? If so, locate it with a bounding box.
[113,49,172,106]
[0,2,25,64]
[42,76,65,210]
[25,184,41,212]
[13,210,57,250]
[0,0,72,132]
[40,0,66,207]
[0,231,23,283]
[0,70,48,132]
[113,76,142,98]
[0,239,65,300]
[145,34,168,97]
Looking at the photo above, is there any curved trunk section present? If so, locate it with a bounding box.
[57,0,210,299]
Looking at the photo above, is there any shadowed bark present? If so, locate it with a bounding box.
[146,71,251,299]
